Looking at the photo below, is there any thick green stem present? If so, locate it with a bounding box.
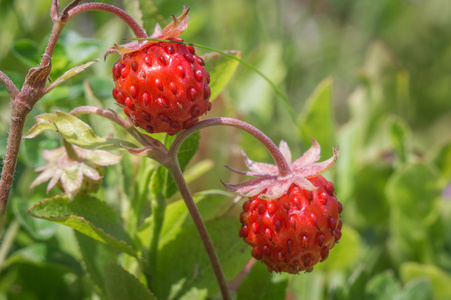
[0,220,20,271]
[147,192,166,294]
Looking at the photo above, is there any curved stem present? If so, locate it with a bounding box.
[164,159,231,300]
[67,2,147,38]
[170,117,292,177]
[0,71,19,99]
[69,106,157,148]
[41,21,65,66]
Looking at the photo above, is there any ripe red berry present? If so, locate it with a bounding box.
[239,176,342,273]
[109,7,211,135]
[223,138,341,273]
[112,40,211,135]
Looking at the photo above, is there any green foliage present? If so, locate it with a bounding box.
[236,262,289,300]
[104,264,157,300]
[28,195,137,257]
[298,77,336,156]
[2,0,451,299]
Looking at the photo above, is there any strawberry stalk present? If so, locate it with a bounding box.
[66,2,148,39]
[170,117,292,177]
[163,159,232,300]
[162,117,293,300]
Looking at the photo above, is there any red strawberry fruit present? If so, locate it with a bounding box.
[110,7,211,135]
[223,139,341,273]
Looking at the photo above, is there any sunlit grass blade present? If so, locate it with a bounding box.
[128,38,298,123]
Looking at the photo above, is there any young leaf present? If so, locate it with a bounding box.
[28,195,137,257]
[24,111,137,150]
[298,77,336,156]
[45,60,98,94]
[203,51,241,102]
[104,264,157,300]
[237,262,289,300]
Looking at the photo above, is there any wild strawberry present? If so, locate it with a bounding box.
[110,7,211,135]
[223,138,341,273]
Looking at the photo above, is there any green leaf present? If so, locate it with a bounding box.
[365,270,401,300]
[104,264,157,300]
[60,31,103,67]
[12,39,40,67]
[430,139,451,179]
[151,132,200,198]
[203,51,241,101]
[123,0,163,33]
[24,111,137,150]
[237,262,289,300]
[347,266,370,300]
[28,195,137,257]
[288,271,325,300]
[298,77,336,156]
[154,218,249,299]
[386,163,441,218]
[232,42,286,122]
[315,224,362,271]
[385,163,443,262]
[11,196,58,240]
[49,42,70,75]
[2,242,83,275]
[179,287,208,300]
[353,163,392,227]
[46,60,98,94]
[155,194,231,247]
[400,262,451,300]
[75,232,117,294]
[398,277,434,300]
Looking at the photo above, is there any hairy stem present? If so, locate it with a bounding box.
[67,2,147,38]
[0,101,29,223]
[170,117,292,177]
[164,159,231,300]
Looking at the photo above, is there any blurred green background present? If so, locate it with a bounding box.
[1,0,451,299]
